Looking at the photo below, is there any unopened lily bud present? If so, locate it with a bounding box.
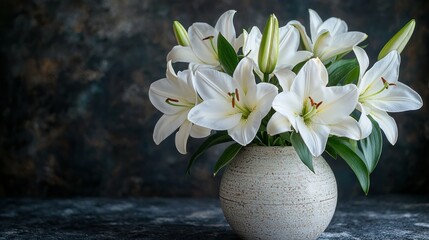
[378,19,415,60]
[173,21,190,46]
[258,14,279,75]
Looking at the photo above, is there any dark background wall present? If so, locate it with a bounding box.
[1,0,428,199]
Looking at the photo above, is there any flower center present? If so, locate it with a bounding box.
[301,96,322,123]
[165,98,194,108]
[228,88,251,119]
[359,77,396,102]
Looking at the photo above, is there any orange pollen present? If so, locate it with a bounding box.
[309,96,323,109]
[381,77,397,89]
[309,96,315,106]
[228,89,240,108]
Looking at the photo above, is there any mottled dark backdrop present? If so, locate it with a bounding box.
[1,0,428,199]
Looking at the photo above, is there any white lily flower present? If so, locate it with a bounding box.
[268,58,361,157]
[167,10,244,69]
[243,25,312,82]
[290,9,367,62]
[188,58,278,146]
[149,61,211,154]
[353,46,423,145]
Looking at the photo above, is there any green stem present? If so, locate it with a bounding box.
[263,73,270,83]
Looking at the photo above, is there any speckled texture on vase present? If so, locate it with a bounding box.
[220,146,337,240]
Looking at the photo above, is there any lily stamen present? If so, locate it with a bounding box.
[166,98,179,103]
[165,98,193,107]
[360,77,397,101]
[228,92,236,108]
[228,89,241,108]
[309,96,323,109]
[381,77,397,89]
[227,88,251,117]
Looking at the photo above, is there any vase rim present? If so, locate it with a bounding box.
[243,145,296,153]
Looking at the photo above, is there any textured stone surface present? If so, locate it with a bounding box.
[0,196,428,239]
[0,0,429,198]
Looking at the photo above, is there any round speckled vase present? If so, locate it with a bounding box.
[219,146,337,240]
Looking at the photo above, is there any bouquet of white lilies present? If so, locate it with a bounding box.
[149,9,423,193]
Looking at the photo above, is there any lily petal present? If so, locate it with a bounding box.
[329,116,362,140]
[277,25,313,69]
[296,117,330,157]
[194,69,237,100]
[188,99,241,130]
[367,82,423,112]
[175,120,193,154]
[153,111,188,145]
[318,32,367,61]
[242,26,262,65]
[189,23,219,65]
[149,78,193,115]
[289,20,312,51]
[370,108,398,145]
[309,9,323,43]
[167,45,201,64]
[215,10,237,44]
[228,111,261,146]
[267,112,292,135]
[353,46,369,80]
[190,124,211,138]
[315,84,358,124]
[291,58,328,101]
[318,17,348,36]
[177,69,199,104]
[272,91,302,130]
[359,51,400,95]
[233,57,256,95]
[233,30,246,52]
[356,103,373,139]
[166,60,178,80]
[275,68,296,92]
[251,82,278,116]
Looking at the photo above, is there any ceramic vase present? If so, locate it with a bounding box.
[219,146,337,240]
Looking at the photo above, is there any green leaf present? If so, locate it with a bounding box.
[359,117,383,173]
[272,137,282,146]
[378,19,416,60]
[327,59,359,86]
[327,137,370,195]
[290,131,314,173]
[343,67,360,85]
[213,143,242,176]
[186,132,232,174]
[325,143,337,159]
[279,132,291,144]
[334,50,352,61]
[217,33,239,75]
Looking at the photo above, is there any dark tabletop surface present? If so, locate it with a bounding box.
[1,195,428,240]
